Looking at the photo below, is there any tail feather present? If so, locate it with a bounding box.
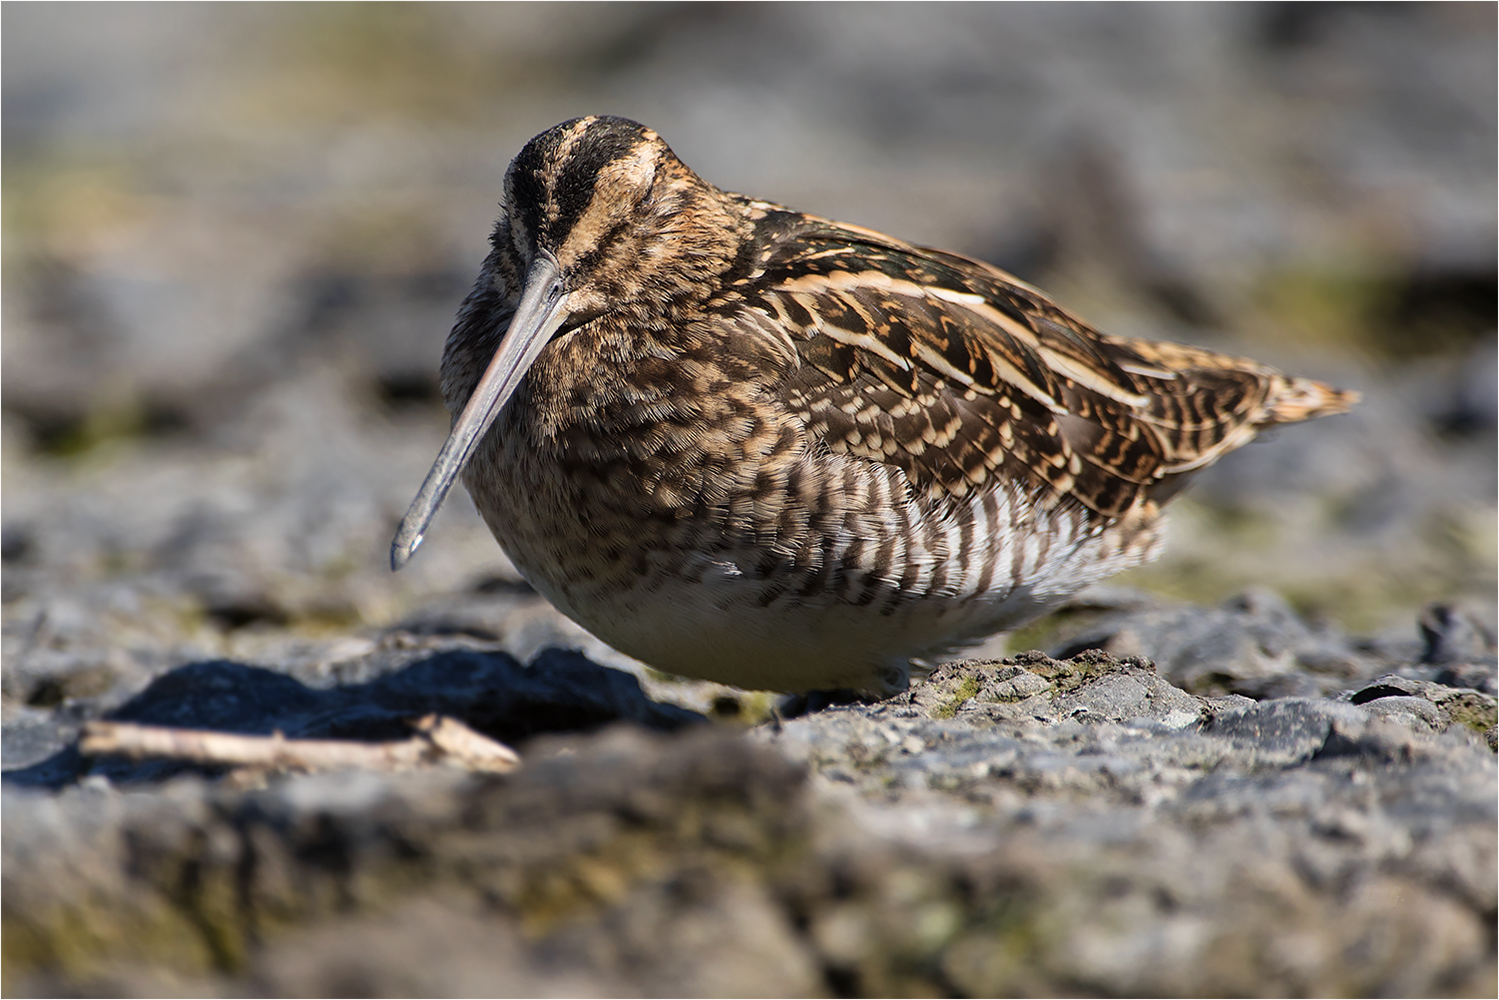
[1262,376,1360,426]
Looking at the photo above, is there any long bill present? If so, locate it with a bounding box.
[390,253,569,570]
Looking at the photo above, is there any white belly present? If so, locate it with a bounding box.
[529,552,1061,693]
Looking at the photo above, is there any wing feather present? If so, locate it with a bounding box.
[730,219,1352,518]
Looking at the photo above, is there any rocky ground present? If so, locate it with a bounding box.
[3,646,1495,997]
[3,5,1495,997]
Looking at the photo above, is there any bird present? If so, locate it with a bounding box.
[391,115,1357,696]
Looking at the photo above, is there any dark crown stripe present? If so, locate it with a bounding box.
[509,116,654,249]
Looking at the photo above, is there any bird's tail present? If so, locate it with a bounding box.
[1261,375,1360,426]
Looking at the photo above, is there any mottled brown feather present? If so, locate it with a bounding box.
[705,216,1356,519]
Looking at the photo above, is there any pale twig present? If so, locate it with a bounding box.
[78,714,520,775]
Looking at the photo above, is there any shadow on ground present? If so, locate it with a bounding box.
[3,649,703,790]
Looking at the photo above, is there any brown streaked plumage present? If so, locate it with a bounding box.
[392,115,1357,695]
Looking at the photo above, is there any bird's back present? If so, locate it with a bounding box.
[723,205,1356,520]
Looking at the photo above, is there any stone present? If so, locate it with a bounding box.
[1204,697,1372,764]
[1358,695,1447,732]
[1054,589,1377,699]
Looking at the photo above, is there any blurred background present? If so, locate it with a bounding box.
[3,3,1494,711]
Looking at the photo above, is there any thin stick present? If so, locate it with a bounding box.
[78,714,519,774]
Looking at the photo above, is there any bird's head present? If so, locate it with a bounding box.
[391,116,740,569]
[499,115,709,321]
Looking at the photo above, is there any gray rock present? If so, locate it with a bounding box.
[1056,589,1409,699]
[4,641,1496,997]
[981,664,1053,701]
[1054,665,1206,730]
[1205,697,1372,764]
[1345,672,1498,742]
[896,651,1223,733]
[1420,602,1497,666]
[1358,695,1448,732]
[7,694,1496,998]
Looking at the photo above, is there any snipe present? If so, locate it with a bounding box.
[393,116,1356,695]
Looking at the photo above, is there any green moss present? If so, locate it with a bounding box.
[1255,266,1495,359]
[2,154,146,254]
[1001,618,1069,658]
[1018,649,1121,695]
[716,690,778,726]
[939,894,1048,997]
[252,4,553,125]
[983,685,1047,706]
[2,897,219,988]
[20,400,162,460]
[1118,542,1496,640]
[1439,693,1499,742]
[1256,269,1393,352]
[843,738,892,770]
[930,675,981,720]
[925,772,971,794]
[504,798,813,936]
